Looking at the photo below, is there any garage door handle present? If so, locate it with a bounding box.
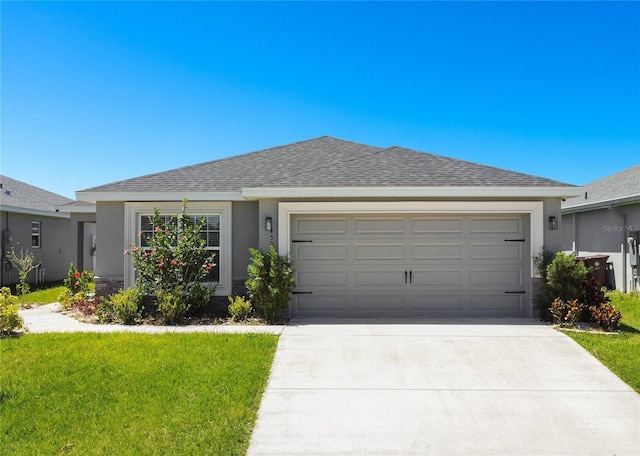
[504,291,526,294]
[409,270,413,283]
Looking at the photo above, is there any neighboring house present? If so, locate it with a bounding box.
[0,175,96,286]
[561,165,640,292]
[76,136,580,318]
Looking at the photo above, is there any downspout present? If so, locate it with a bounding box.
[609,205,627,292]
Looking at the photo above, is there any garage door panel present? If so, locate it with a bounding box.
[411,270,464,286]
[469,269,524,287]
[295,294,348,312]
[409,294,464,311]
[354,218,404,234]
[294,244,347,261]
[412,243,463,260]
[354,243,405,260]
[470,294,524,313]
[412,218,463,234]
[469,242,524,261]
[295,218,347,235]
[469,217,523,234]
[298,271,348,287]
[355,270,406,286]
[355,294,407,312]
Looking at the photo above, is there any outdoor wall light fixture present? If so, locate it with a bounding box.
[548,216,558,231]
[265,217,273,232]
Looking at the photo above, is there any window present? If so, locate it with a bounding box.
[125,202,232,293]
[138,213,221,283]
[31,222,41,248]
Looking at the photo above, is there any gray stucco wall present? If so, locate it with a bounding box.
[231,201,258,293]
[95,202,125,278]
[562,202,640,291]
[0,211,73,285]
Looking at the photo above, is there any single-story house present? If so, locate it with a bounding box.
[561,164,640,292]
[77,136,580,318]
[0,175,96,286]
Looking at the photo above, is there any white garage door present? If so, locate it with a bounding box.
[290,214,530,318]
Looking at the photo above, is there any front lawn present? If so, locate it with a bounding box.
[1,333,278,455]
[18,285,65,306]
[563,291,640,393]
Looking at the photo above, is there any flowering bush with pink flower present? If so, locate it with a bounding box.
[125,200,216,319]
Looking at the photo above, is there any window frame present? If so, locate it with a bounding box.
[31,221,41,249]
[124,202,232,294]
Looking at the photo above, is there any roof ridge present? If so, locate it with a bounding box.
[257,141,385,187]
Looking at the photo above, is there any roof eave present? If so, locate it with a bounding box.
[0,205,71,219]
[75,191,246,203]
[561,194,640,214]
[241,186,583,200]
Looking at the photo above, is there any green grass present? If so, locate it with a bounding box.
[563,291,640,393]
[1,333,278,455]
[18,285,66,305]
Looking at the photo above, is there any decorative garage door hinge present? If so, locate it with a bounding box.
[292,240,313,243]
[504,291,526,294]
[292,291,313,295]
[504,239,526,242]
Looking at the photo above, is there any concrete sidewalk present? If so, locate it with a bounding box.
[247,318,640,456]
[18,303,284,334]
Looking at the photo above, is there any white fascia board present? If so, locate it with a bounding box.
[0,205,71,219]
[75,191,245,202]
[243,186,582,199]
[55,205,96,214]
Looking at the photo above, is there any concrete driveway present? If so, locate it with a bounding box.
[247,319,640,456]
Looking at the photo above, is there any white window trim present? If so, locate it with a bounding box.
[278,201,544,278]
[31,221,41,249]
[124,202,232,294]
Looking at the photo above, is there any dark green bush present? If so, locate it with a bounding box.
[246,245,295,323]
[546,252,588,302]
[157,288,187,325]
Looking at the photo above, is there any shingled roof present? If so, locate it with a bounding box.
[562,164,640,212]
[78,136,576,199]
[0,175,74,216]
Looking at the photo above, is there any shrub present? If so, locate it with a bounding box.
[546,252,588,303]
[228,295,252,322]
[157,288,187,325]
[63,263,94,296]
[187,283,214,316]
[104,288,143,324]
[583,274,610,309]
[0,287,24,335]
[533,249,556,320]
[549,298,582,327]
[589,302,622,332]
[246,245,295,323]
[125,200,216,312]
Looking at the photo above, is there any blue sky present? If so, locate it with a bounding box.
[2,1,639,199]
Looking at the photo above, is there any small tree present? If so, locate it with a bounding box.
[125,199,216,321]
[246,245,295,323]
[7,247,40,305]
